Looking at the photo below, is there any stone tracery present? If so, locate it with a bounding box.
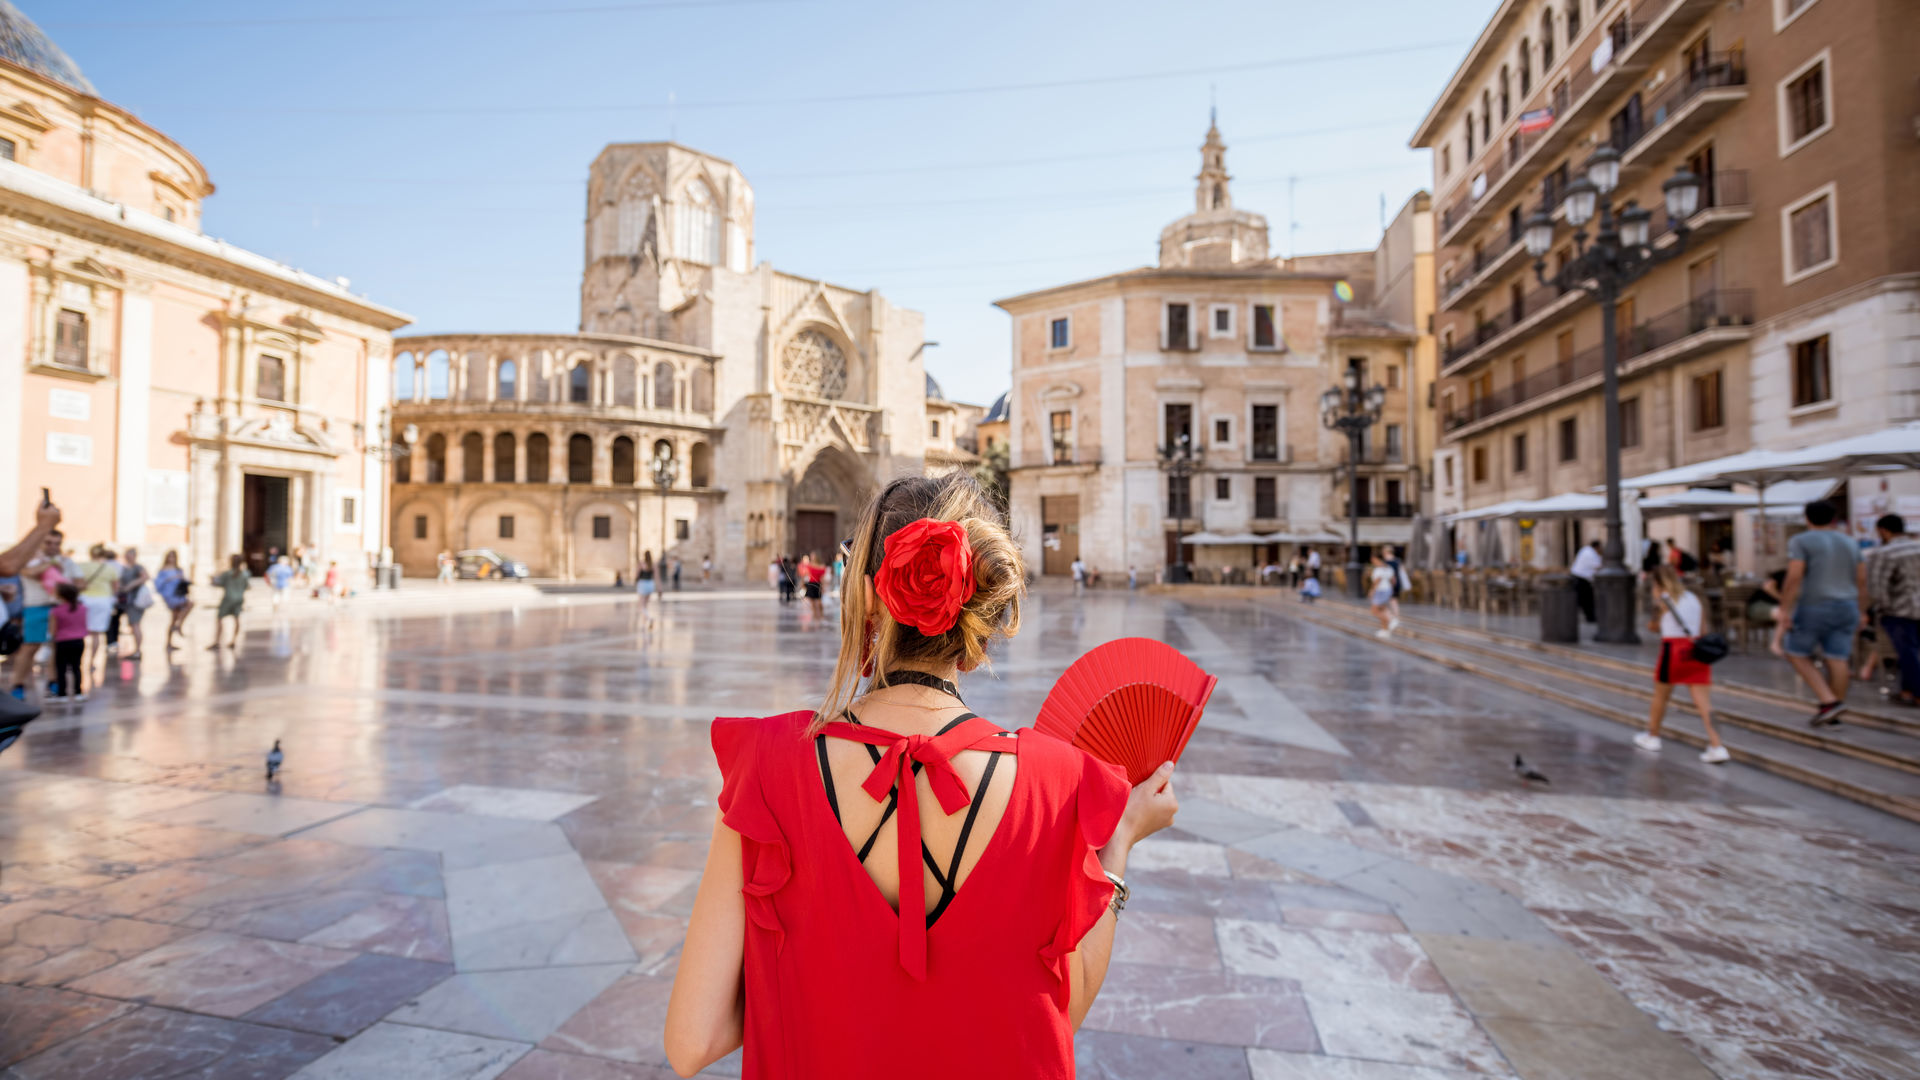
[780,329,847,400]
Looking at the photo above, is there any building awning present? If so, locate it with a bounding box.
[1621,423,1920,489]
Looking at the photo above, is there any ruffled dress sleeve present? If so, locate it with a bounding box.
[711,716,793,951]
[1039,749,1131,1006]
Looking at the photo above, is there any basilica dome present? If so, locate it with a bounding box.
[0,2,93,95]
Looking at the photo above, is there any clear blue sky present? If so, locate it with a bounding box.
[36,0,1489,406]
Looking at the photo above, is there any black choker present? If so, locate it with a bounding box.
[880,669,965,703]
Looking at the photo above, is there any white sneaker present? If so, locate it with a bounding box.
[1700,745,1730,764]
[1633,733,1662,753]
[1389,617,1401,631]
[1375,628,1391,639]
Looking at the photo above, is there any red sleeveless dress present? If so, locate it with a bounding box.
[710,710,1130,1079]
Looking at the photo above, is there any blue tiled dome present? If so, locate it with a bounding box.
[925,372,944,400]
[0,3,94,95]
[983,391,1009,424]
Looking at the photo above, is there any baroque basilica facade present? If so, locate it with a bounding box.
[390,143,932,581]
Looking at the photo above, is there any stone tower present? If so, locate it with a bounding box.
[1158,118,1271,269]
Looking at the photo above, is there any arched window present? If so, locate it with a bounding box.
[690,441,711,488]
[653,438,674,463]
[780,330,847,399]
[654,362,676,409]
[425,433,447,483]
[613,354,637,407]
[526,433,550,483]
[394,352,415,401]
[462,432,484,483]
[1498,65,1510,122]
[426,350,450,401]
[690,365,713,413]
[618,197,651,253]
[1518,39,1532,95]
[676,179,719,265]
[497,359,517,401]
[570,362,591,404]
[395,448,412,483]
[1212,182,1224,209]
[494,432,516,482]
[611,436,636,485]
[1542,10,1555,67]
[568,434,593,484]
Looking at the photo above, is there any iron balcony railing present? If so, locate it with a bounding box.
[1609,52,1747,154]
[1656,169,1750,235]
[1343,501,1417,520]
[1046,442,1102,467]
[1444,288,1754,430]
[1444,277,1581,368]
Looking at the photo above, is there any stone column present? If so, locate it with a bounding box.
[514,430,528,484]
[481,427,496,485]
[219,449,243,568]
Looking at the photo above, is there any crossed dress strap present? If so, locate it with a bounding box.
[816,714,1018,980]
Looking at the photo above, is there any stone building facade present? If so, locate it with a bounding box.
[995,123,1428,579]
[390,142,930,581]
[0,8,410,582]
[1413,0,1920,567]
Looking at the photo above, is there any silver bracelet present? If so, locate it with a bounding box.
[1103,869,1129,915]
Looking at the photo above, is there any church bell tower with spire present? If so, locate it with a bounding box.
[1159,114,1269,268]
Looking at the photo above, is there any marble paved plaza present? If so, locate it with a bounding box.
[2,585,1918,1079]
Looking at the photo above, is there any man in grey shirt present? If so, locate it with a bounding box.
[1772,500,1866,726]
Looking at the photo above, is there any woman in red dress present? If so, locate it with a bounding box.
[666,473,1179,1078]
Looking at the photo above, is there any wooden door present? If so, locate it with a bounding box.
[1041,496,1079,576]
[794,510,836,563]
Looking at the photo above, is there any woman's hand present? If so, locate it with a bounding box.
[1101,762,1178,873]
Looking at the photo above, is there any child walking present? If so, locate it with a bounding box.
[1636,564,1730,763]
[51,581,89,703]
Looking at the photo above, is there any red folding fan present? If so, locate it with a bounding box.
[1034,638,1217,786]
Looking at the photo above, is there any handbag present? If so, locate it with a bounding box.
[0,618,20,656]
[1662,594,1728,665]
[0,691,40,756]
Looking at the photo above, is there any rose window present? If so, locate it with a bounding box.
[781,330,847,400]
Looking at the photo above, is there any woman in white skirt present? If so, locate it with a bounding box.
[635,551,657,630]
[1368,552,1397,637]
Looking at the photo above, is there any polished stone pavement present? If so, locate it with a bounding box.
[2,584,1917,1079]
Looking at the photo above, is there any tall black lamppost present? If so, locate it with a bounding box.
[1523,145,1702,644]
[360,407,416,589]
[1320,358,1387,597]
[650,442,680,568]
[1157,433,1196,584]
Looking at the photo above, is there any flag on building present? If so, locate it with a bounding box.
[1518,108,1555,133]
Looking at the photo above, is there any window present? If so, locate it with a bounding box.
[611,435,635,485]
[1557,330,1575,365]
[1541,9,1555,67]
[1620,396,1642,449]
[1385,424,1403,462]
[676,519,691,540]
[654,361,676,409]
[1558,416,1578,462]
[1386,364,1401,389]
[1164,402,1193,447]
[256,355,286,401]
[1512,432,1529,474]
[1049,317,1070,349]
[0,137,13,160]
[1519,39,1532,95]
[1444,456,1456,488]
[1472,446,1489,483]
[1386,479,1404,514]
[1509,281,1524,323]
[1692,369,1725,431]
[1210,306,1234,338]
[413,515,427,540]
[425,433,447,483]
[930,419,941,438]
[1565,0,1580,42]
[1780,54,1830,153]
[499,515,515,539]
[1465,114,1476,159]
[1481,91,1491,142]
[570,362,591,404]
[1167,475,1192,519]
[1441,144,1451,176]
[526,432,549,483]
[1251,404,1279,461]
[592,515,611,539]
[1251,304,1278,349]
[568,433,593,483]
[1499,65,1510,121]
[1793,335,1832,407]
[494,432,515,482]
[53,309,88,368]
[1049,410,1073,465]
[1165,303,1192,349]
[497,359,516,401]
[1775,0,1818,29]
[1215,477,1231,501]
[1213,418,1231,443]
[1254,477,1277,518]
[1783,185,1837,281]
[677,179,720,265]
[341,496,357,526]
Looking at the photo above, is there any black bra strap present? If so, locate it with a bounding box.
[823,712,983,865]
[927,749,1001,924]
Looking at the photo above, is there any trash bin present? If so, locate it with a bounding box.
[1538,573,1578,643]
[379,564,401,590]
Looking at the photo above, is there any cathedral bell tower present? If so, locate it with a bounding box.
[1196,110,1232,213]
[1158,115,1270,269]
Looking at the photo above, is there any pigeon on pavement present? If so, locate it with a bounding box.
[266,740,284,781]
[1513,754,1550,784]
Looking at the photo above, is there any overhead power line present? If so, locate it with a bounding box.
[41,0,802,30]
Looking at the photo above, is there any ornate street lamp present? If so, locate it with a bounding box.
[360,408,416,589]
[1156,432,1197,583]
[651,441,680,571]
[1523,147,1702,643]
[1320,358,1387,597]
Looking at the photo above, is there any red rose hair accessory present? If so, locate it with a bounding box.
[874,518,975,636]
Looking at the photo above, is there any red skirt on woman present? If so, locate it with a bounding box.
[1656,637,1711,685]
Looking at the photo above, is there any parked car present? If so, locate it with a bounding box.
[455,549,529,580]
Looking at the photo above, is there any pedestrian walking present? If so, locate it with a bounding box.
[1368,553,1396,637]
[437,550,455,585]
[636,551,657,628]
[1070,556,1087,595]
[210,554,249,650]
[1305,547,1321,581]
[1772,500,1865,727]
[1569,540,1601,622]
[778,557,797,604]
[800,552,828,618]
[1866,513,1920,707]
[768,557,782,592]
[10,520,70,700]
[1385,544,1408,628]
[702,555,713,584]
[1636,565,1729,763]
[664,471,1179,1079]
[154,550,194,652]
[323,561,343,603]
[75,545,119,680]
[117,547,151,661]
[1128,565,1138,590]
[49,582,88,704]
[1642,538,1663,575]
[267,556,294,609]
[672,555,683,592]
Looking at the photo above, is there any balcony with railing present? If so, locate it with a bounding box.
[1441,229,1530,311]
[1618,53,1747,173]
[1653,169,1752,243]
[1340,500,1417,520]
[1442,289,1754,436]
[1034,442,1102,469]
[1437,0,1721,248]
[1442,278,1586,373]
